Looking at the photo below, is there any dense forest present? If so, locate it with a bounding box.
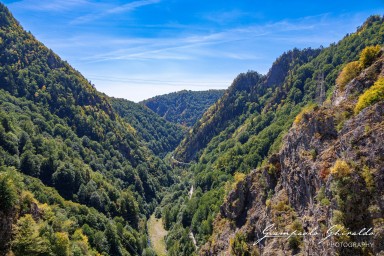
[0,3,176,255]
[160,15,384,255]
[0,1,384,255]
[141,90,224,127]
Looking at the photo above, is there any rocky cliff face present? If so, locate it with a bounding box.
[200,57,384,255]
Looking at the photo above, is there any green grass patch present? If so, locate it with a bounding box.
[147,214,168,256]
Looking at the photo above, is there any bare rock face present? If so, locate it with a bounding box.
[220,179,247,221]
[280,107,337,212]
[201,59,384,256]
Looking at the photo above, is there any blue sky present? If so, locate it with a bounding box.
[2,0,384,102]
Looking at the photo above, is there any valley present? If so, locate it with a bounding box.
[147,214,168,256]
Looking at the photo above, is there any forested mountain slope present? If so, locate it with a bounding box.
[141,89,224,127]
[159,16,384,255]
[202,47,384,256]
[174,48,321,163]
[0,4,171,255]
[111,97,185,158]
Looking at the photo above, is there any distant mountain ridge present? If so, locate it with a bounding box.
[111,97,185,158]
[141,89,225,127]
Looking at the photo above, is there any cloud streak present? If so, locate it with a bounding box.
[8,0,93,12]
[107,0,160,14]
[79,33,257,62]
[71,0,161,24]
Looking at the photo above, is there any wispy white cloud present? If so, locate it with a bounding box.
[107,0,160,14]
[8,0,161,18]
[78,31,261,62]
[71,0,161,25]
[8,0,93,12]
